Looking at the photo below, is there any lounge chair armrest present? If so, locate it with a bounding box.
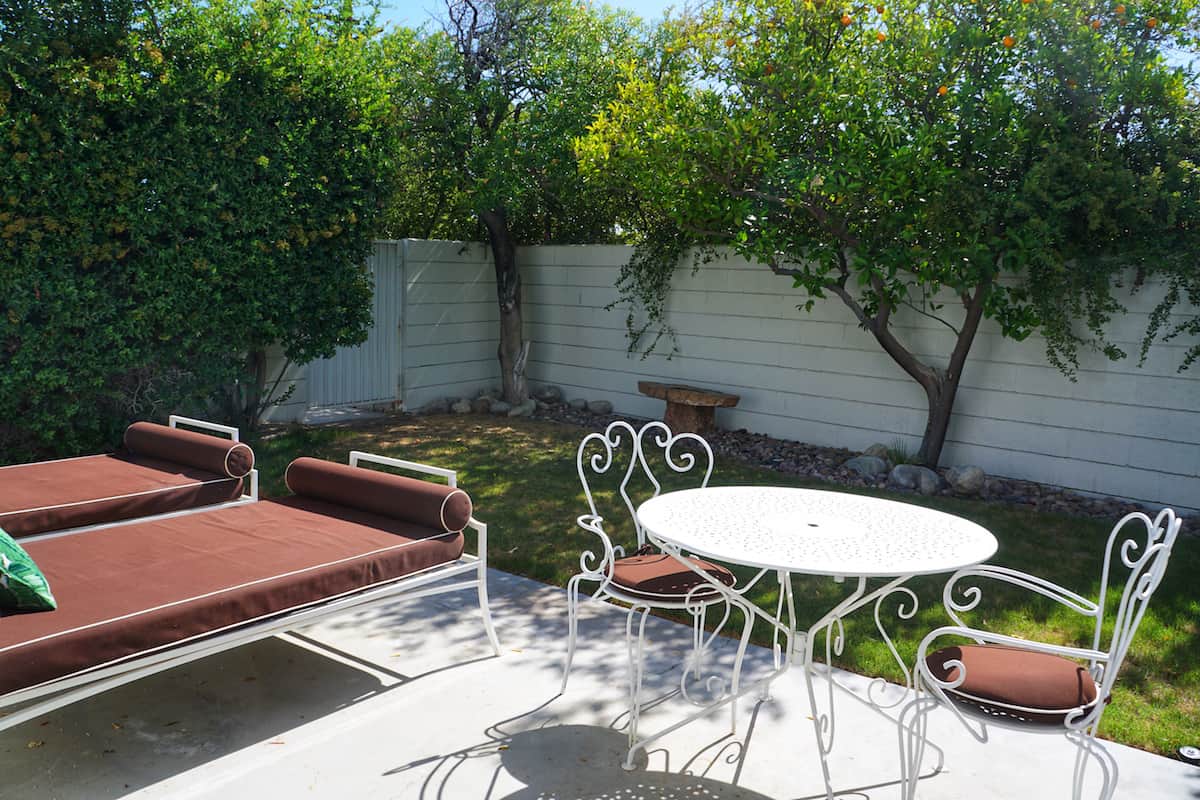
[943,565,1099,626]
[466,516,488,560]
[168,415,240,442]
[348,451,458,487]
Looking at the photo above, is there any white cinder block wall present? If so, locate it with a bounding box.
[269,240,1198,511]
[263,240,501,420]
[520,245,1199,512]
[401,240,501,409]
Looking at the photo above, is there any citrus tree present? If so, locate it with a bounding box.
[578,0,1200,466]
[383,0,643,404]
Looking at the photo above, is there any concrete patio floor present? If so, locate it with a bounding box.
[2,569,1197,799]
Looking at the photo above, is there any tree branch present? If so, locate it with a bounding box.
[946,282,991,383]
[901,299,961,336]
[766,256,804,278]
[827,272,938,391]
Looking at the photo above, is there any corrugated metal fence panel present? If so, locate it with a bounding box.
[306,242,403,409]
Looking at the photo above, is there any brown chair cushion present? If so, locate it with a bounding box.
[610,552,735,601]
[124,422,254,479]
[285,457,472,532]
[926,644,1099,725]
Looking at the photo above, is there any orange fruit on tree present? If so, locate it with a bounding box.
[725,37,737,47]
[1146,17,1158,27]
[938,85,948,95]
[1115,4,1125,12]
[875,4,885,13]
[1091,18,1102,28]
[841,13,853,26]
[876,31,887,41]
[1002,34,1016,47]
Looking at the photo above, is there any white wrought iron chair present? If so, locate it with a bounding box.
[561,420,749,765]
[899,507,1183,800]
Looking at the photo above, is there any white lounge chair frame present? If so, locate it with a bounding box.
[16,415,259,544]
[0,451,501,732]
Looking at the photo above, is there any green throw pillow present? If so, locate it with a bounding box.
[0,527,56,612]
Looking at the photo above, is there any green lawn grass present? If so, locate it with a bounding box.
[251,414,1198,756]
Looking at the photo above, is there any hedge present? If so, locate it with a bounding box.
[0,0,400,457]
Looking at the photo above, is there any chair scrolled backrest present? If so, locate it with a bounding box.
[1092,507,1182,696]
[577,420,714,549]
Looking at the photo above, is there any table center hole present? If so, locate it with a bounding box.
[765,512,865,539]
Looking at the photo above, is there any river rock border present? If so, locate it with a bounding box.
[414,385,1154,522]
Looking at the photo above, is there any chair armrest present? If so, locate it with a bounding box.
[943,564,1099,626]
[466,516,488,560]
[348,451,457,487]
[574,513,619,580]
[915,625,1108,689]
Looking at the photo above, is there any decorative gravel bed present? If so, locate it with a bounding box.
[528,399,1149,523]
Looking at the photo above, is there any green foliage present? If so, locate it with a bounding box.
[1141,236,1200,372]
[0,0,400,458]
[886,438,917,467]
[380,0,646,243]
[578,0,1200,369]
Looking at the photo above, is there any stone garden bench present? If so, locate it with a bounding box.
[637,381,740,434]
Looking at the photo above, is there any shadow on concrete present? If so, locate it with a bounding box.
[388,713,776,800]
[319,569,789,722]
[498,724,774,800]
[0,635,478,800]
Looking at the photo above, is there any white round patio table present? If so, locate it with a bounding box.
[636,485,998,577]
[636,485,998,800]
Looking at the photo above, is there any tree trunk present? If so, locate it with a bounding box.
[911,288,989,467]
[826,277,990,470]
[915,369,960,467]
[241,348,269,432]
[479,207,528,404]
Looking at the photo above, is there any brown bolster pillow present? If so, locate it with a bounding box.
[284,457,472,532]
[123,422,255,479]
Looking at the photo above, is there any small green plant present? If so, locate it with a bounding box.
[886,439,918,466]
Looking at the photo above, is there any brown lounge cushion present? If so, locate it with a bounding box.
[125,422,255,479]
[925,644,1099,725]
[0,496,465,696]
[610,552,736,601]
[0,454,245,538]
[286,457,472,532]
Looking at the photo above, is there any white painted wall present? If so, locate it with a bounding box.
[401,239,501,409]
[519,245,1199,511]
[304,241,403,410]
[259,344,310,424]
[264,239,1198,511]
